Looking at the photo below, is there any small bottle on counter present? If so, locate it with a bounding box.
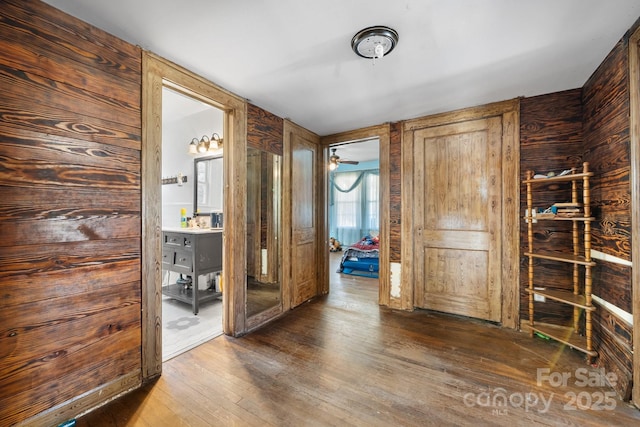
[180,208,187,228]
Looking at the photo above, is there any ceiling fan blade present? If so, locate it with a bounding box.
[340,160,359,165]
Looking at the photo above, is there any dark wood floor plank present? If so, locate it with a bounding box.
[76,253,640,426]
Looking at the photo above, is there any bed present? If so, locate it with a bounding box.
[337,233,379,278]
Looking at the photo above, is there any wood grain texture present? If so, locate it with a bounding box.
[141,51,163,381]
[592,308,633,401]
[282,120,321,311]
[519,89,584,324]
[583,35,634,400]
[0,64,141,148]
[414,118,502,322]
[389,122,402,263]
[247,103,283,156]
[0,1,142,424]
[76,254,640,426]
[290,124,320,307]
[583,39,631,262]
[501,108,521,329]
[629,22,640,410]
[404,100,520,321]
[246,105,284,297]
[592,262,632,314]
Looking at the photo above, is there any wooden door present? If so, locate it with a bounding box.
[413,117,502,322]
[288,125,319,307]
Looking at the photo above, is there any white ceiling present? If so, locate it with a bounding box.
[43,0,640,137]
[333,138,380,164]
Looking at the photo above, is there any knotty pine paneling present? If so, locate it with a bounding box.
[0,1,142,424]
[389,122,402,263]
[519,89,584,322]
[582,36,633,399]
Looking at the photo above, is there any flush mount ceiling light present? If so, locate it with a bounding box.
[351,25,399,60]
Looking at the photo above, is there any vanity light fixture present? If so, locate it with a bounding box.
[188,138,199,154]
[197,135,208,153]
[209,132,223,152]
[188,133,224,155]
[351,25,399,63]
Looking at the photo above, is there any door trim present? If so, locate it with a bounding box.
[321,124,391,305]
[141,51,247,379]
[402,99,520,327]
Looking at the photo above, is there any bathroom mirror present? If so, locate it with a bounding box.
[246,147,282,318]
[193,155,223,216]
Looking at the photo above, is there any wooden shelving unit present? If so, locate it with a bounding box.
[523,162,597,359]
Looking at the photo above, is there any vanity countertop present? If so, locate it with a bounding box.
[162,227,223,234]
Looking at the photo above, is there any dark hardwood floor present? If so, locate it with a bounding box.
[77,253,640,426]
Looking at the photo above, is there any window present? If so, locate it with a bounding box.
[365,173,379,230]
[334,172,361,228]
[330,170,379,245]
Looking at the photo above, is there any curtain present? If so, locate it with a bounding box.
[329,170,379,245]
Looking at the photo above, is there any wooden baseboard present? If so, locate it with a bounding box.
[17,370,141,427]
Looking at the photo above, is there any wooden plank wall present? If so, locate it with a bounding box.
[582,37,633,400]
[247,103,284,156]
[519,89,584,324]
[389,122,402,263]
[0,1,142,424]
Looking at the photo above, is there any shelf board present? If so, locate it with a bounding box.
[524,251,596,266]
[526,288,595,310]
[523,171,593,184]
[162,283,221,305]
[531,324,597,357]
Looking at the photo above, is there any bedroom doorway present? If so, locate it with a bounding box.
[328,138,380,288]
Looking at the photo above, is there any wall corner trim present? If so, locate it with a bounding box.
[592,294,633,327]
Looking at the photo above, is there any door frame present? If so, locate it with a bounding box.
[402,99,520,327]
[321,124,391,305]
[141,51,247,379]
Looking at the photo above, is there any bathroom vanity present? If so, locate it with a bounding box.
[161,227,223,314]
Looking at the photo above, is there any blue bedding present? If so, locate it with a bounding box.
[338,237,380,277]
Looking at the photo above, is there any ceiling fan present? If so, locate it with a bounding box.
[329,148,359,171]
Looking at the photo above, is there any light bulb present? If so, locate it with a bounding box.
[188,138,198,154]
[374,43,384,59]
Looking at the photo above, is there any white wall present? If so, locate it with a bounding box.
[161,87,224,228]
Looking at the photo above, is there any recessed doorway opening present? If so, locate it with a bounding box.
[328,138,380,290]
[161,86,225,361]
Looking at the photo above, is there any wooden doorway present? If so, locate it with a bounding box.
[402,100,520,327]
[141,52,247,379]
[412,117,502,322]
[320,124,392,306]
